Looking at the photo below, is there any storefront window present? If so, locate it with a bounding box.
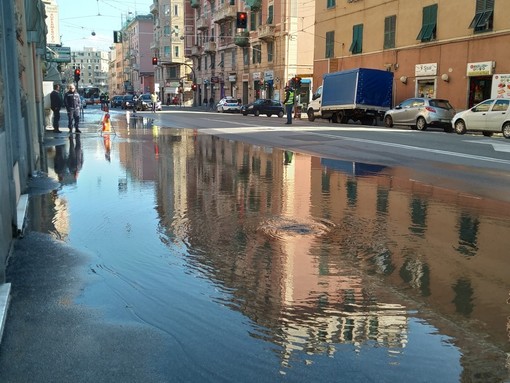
[417,78,436,98]
[468,77,492,107]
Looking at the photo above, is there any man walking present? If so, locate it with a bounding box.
[151,91,158,113]
[283,85,295,125]
[50,83,63,133]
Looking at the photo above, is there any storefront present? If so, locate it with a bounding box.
[415,63,437,98]
[467,61,494,107]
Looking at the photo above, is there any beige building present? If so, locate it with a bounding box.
[150,0,192,104]
[185,0,315,106]
[70,47,109,91]
[313,0,510,110]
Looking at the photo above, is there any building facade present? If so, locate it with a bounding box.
[150,0,192,105]
[184,0,315,107]
[69,47,110,91]
[313,0,510,110]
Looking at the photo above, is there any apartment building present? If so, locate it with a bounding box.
[150,0,192,104]
[313,0,510,110]
[185,0,315,106]
[70,47,109,90]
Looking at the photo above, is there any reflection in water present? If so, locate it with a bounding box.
[39,126,510,382]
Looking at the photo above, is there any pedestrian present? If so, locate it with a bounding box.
[203,97,208,109]
[50,83,63,133]
[166,94,171,106]
[151,91,158,113]
[283,85,295,125]
[132,93,138,115]
[209,96,214,110]
[63,84,81,134]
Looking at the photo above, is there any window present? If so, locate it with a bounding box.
[384,15,396,49]
[252,44,261,64]
[267,5,273,24]
[327,0,335,9]
[469,0,494,32]
[243,47,249,65]
[174,4,178,16]
[250,12,257,31]
[267,41,273,62]
[174,46,179,58]
[349,24,363,54]
[164,26,171,36]
[325,31,334,58]
[164,46,170,57]
[491,99,509,112]
[416,4,437,42]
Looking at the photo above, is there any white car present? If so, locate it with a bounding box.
[216,97,241,113]
[452,98,510,138]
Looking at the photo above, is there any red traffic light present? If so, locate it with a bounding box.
[74,68,81,76]
[236,12,247,28]
[152,57,158,65]
[191,84,197,91]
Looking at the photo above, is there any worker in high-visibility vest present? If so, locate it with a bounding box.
[283,85,295,125]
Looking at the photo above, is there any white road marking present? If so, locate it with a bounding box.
[465,140,510,153]
[203,126,510,165]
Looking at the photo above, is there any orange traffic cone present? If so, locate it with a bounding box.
[102,113,111,132]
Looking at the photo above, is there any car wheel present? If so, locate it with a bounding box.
[482,131,493,137]
[307,109,315,122]
[503,122,510,139]
[254,110,260,116]
[242,112,248,116]
[384,115,393,128]
[416,117,427,131]
[454,120,467,135]
[278,111,284,118]
[266,113,272,117]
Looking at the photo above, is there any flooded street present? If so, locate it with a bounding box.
[16,108,510,381]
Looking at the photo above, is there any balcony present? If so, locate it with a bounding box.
[213,5,236,24]
[245,0,261,10]
[189,45,202,57]
[204,41,216,52]
[257,24,275,42]
[190,0,200,8]
[234,31,250,47]
[196,17,208,30]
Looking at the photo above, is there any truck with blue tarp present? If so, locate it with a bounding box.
[307,68,394,125]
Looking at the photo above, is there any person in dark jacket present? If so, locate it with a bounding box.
[64,84,82,134]
[50,83,63,133]
[283,86,295,125]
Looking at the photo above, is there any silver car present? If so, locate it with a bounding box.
[452,98,510,138]
[384,97,456,132]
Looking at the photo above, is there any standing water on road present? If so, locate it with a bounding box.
[21,115,510,382]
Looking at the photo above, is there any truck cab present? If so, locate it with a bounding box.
[307,85,323,122]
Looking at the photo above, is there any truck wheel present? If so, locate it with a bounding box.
[384,115,393,128]
[361,117,373,126]
[416,117,427,131]
[331,113,339,123]
[307,110,315,122]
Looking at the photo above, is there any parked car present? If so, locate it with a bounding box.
[241,99,284,118]
[121,94,135,110]
[452,98,510,138]
[384,97,456,132]
[216,97,242,113]
[110,95,123,108]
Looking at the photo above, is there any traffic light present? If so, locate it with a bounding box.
[191,84,197,91]
[236,12,247,29]
[74,68,81,83]
[152,57,158,65]
[113,31,122,43]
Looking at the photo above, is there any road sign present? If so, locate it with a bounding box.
[46,45,72,63]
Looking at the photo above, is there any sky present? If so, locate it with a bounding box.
[57,0,153,52]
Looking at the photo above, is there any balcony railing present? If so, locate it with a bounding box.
[213,5,236,24]
[196,17,208,30]
[190,45,202,57]
[257,24,275,41]
[234,31,250,47]
[204,41,216,52]
[190,0,200,8]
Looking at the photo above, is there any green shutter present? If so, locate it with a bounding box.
[250,12,256,31]
[267,5,273,24]
[350,24,363,54]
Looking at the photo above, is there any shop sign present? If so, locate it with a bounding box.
[252,72,261,81]
[491,74,510,99]
[264,70,274,81]
[228,75,237,82]
[242,73,250,82]
[211,76,219,83]
[467,61,494,76]
[415,63,437,77]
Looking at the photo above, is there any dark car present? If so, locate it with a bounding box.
[241,99,284,118]
[121,94,135,110]
[110,95,123,108]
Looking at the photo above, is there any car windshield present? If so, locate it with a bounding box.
[429,99,453,109]
[124,95,133,100]
[141,94,151,100]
